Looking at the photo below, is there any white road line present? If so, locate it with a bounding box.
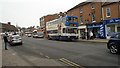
[59,58,84,68]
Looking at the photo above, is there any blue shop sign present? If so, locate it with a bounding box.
[87,23,101,28]
[104,18,120,24]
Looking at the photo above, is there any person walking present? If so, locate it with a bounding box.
[3,33,8,50]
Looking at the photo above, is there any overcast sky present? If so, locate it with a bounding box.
[0,0,86,28]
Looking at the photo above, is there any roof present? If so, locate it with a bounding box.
[67,2,90,12]
[102,2,118,7]
[1,23,18,31]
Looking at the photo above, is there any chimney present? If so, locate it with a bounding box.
[8,22,11,25]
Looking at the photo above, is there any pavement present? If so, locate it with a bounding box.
[78,38,108,43]
[0,36,2,68]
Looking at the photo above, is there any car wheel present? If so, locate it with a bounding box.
[20,42,23,45]
[109,45,119,54]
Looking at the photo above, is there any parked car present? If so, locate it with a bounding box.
[33,32,44,38]
[9,35,23,45]
[107,32,120,54]
[28,34,32,37]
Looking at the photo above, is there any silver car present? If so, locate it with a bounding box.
[9,35,22,45]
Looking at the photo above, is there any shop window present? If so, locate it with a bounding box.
[80,16,83,24]
[117,25,120,32]
[106,7,111,17]
[107,25,115,36]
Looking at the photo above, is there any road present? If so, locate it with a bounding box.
[2,36,119,67]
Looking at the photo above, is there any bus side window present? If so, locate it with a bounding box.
[67,17,72,22]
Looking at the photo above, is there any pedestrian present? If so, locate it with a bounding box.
[3,33,8,50]
[86,31,89,40]
[90,31,93,40]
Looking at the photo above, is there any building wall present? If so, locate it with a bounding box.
[82,3,92,25]
[103,2,119,20]
[67,8,80,21]
[94,2,102,22]
[40,14,58,29]
[102,2,120,39]
[67,2,102,26]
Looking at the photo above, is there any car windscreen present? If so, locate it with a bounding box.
[37,32,43,35]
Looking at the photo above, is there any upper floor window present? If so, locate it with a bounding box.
[80,16,83,24]
[80,8,83,13]
[91,4,95,9]
[106,7,111,17]
[91,13,96,22]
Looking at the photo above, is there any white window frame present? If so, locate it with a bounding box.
[91,4,95,9]
[106,7,111,17]
[80,16,83,24]
[80,8,83,13]
[91,13,96,22]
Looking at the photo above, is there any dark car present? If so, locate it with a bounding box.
[107,32,120,54]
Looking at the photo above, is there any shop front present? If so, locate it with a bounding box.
[86,22,105,39]
[78,25,87,39]
[104,18,120,39]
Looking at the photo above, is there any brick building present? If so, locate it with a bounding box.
[102,2,120,39]
[0,22,18,32]
[67,2,102,39]
[39,12,67,37]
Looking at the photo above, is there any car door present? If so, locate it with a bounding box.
[116,33,120,49]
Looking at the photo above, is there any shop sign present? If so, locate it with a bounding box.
[105,18,120,24]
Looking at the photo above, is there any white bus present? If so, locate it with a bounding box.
[46,16,79,41]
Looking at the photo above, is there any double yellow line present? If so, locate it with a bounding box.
[59,58,84,68]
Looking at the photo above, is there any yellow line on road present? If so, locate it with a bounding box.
[59,59,74,66]
[59,58,84,68]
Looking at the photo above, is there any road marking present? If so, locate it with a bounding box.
[59,58,84,68]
